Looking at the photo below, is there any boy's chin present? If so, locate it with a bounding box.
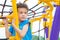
[20,19,25,21]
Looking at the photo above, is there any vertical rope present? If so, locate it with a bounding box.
[1,0,7,16]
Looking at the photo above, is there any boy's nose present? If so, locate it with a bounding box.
[22,13,25,16]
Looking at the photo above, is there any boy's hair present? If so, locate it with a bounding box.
[17,2,28,10]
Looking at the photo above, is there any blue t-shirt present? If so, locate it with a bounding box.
[9,20,32,40]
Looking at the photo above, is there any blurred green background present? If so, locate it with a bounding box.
[32,35,60,40]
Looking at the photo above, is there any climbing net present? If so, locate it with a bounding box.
[0,0,55,40]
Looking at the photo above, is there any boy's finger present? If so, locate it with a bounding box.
[12,18,16,24]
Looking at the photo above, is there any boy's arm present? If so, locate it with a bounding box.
[3,18,11,38]
[5,23,11,38]
[12,23,29,38]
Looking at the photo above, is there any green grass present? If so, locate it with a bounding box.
[32,35,60,40]
[59,38,60,40]
[32,35,45,40]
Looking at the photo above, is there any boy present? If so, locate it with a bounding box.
[3,2,32,40]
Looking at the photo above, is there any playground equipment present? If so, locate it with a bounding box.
[31,0,60,40]
[30,0,53,40]
[0,0,20,40]
[0,0,53,40]
[9,0,20,40]
[0,0,60,40]
[50,0,60,40]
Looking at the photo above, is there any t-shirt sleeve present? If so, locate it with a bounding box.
[9,25,15,36]
[9,25,13,33]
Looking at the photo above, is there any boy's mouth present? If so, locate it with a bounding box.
[21,17,25,19]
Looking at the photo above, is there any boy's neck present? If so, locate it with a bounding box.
[19,20,25,22]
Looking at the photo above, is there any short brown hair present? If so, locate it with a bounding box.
[17,2,28,10]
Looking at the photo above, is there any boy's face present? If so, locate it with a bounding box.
[18,8,28,21]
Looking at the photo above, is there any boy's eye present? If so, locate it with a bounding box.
[20,12,23,14]
[25,12,27,14]
[19,12,27,14]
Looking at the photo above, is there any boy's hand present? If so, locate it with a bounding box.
[3,17,8,28]
[3,17,8,24]
[2,17,11,38]
[12,18,16,27]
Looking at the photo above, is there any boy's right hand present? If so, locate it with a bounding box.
[3,17,8,27]
[2,17,11,38]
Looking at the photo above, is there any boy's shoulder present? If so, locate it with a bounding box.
[24,19,29,22]
[21,19,29,23]
[20,19,30,25]
[24,20,31,26]
[22,19,30,24]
